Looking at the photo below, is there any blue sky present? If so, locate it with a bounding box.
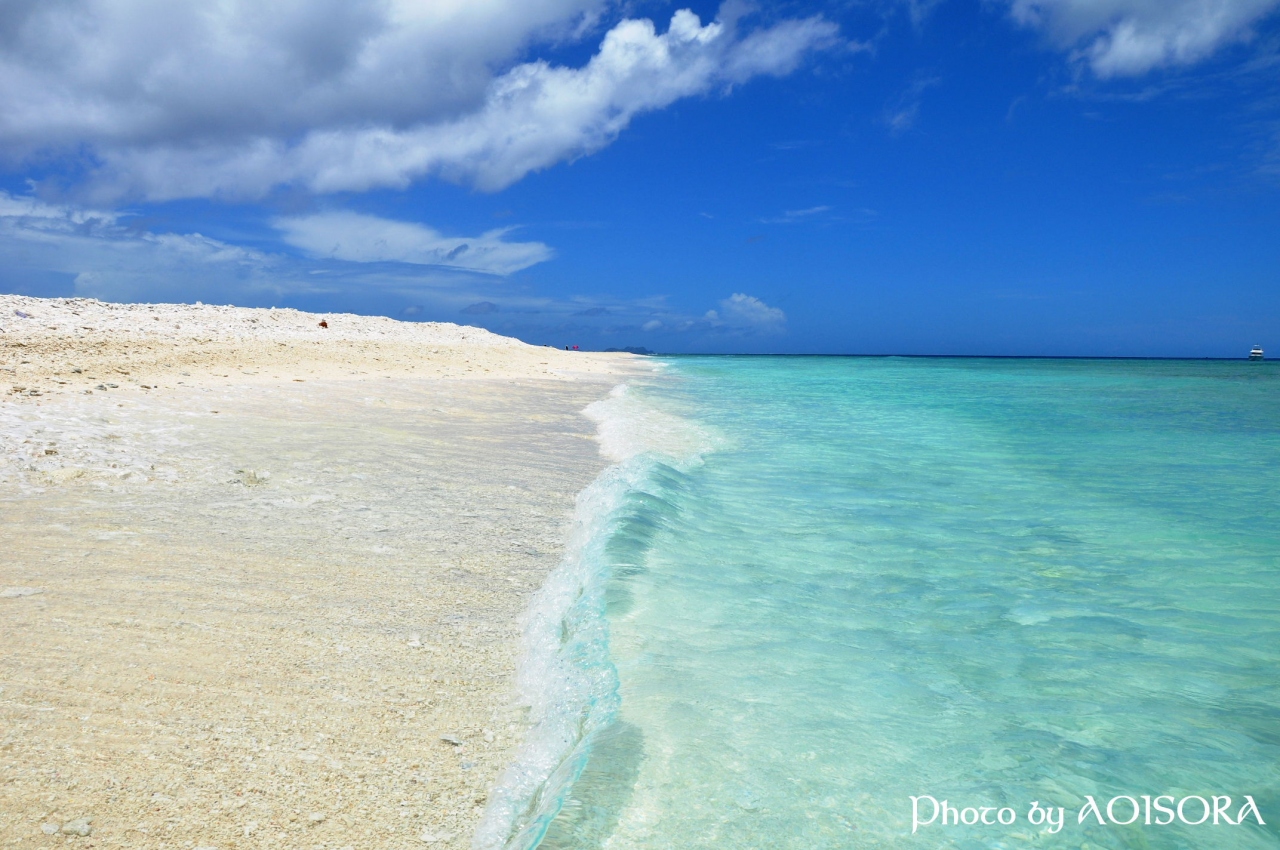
[1,0,1278,355]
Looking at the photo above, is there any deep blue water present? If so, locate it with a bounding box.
[491,357,1280,850]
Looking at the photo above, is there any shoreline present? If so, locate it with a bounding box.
[0,295,645,848]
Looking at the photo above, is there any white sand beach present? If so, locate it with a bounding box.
[0,295,642,848]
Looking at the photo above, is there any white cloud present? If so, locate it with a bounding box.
[0,191,756,339]
[1006,0,1280,76]
[760,205,832,223]
[705,292,787,333]
[0,192,267,268]
[0,191,286,302]
[0,0,602,151]
[0,3,837,201]
[0,191,548,306]
[0,193,120,229]
[882,74,940,135]
[275,212,553,275]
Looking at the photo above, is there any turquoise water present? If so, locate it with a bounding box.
[488,357,1280,850]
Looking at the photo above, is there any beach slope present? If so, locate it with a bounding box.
[0,295,638,848]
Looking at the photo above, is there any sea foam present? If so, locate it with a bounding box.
[473,381,713,850]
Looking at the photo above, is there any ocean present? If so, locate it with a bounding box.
[479,356,1280,850]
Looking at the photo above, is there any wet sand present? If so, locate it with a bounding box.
[0,295,642,848]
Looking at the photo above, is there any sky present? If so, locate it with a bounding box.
[1,0,1278,356]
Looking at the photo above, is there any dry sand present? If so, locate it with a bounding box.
[0,295,645,849]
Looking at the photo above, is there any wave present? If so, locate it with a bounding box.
[473,382,714,850]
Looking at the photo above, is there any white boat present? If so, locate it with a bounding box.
[1249,345,1264,360]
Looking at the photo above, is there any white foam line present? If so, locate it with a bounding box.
[474,379,714,850]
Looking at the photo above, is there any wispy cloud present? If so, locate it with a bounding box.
[0,191,778,344]
[758,204,878,225]
[902,0,947,28]
[883,75,940,135]
[1005,0,1280,77]
[274,212,553,276]
[0,191,550,309]
[437,291,790,341]
[1260,122,1280,179]
[0,191,287,303]
[769,139,823,151]
[760,205,832,224]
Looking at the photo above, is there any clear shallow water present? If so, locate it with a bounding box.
[496,357,1280,850]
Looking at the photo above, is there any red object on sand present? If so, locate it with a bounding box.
[319,320,328,328]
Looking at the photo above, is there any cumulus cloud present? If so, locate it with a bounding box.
[0,3,837,201]
[1006,0,1280,76]
[705,293,787,333]
[0,0,602,151]
[275,212,553,275]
